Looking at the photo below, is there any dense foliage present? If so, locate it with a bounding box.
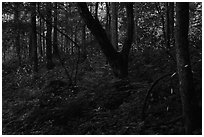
[2,2,202,135]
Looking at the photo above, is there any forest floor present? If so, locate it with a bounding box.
[2,57,201,135]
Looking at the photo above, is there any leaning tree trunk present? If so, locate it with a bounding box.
[77,2,134,78]
[175,2,197,134]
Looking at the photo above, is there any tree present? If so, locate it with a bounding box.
[110,2,118,50]
[105,2,111,40]
[165,2,170,49]
[46,2,54,69]
[14,3,21,65]
[38,4,43,58]
[31,2,38,72]
[77,2,134,78]
[53,2,59,57]
[95,2,99,19]
[169,2,174,45]
[165,2,174,49]
[175,2,198,134]
[134,3,138,47]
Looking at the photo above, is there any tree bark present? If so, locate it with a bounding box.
[169,2,174,46]
[105,2,111,40]
[42,18,46,58]
[165,2,170,49]
[175,2,198,134]
[14,3,21,65]
[46,2,54,69]
[39,13,43,57]
[95,2,99,19]
[77,3,134,78]
[31,2,38,72]
[53,2,59,57]
[110,2,118,50]
[134,3,138,47]
[29,32,32,59]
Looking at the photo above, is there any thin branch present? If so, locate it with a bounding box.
[142,72,177,120]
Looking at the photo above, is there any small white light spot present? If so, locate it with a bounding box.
[171,88,173,94]
[171,72,176,77]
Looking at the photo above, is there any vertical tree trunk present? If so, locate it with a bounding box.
[134,2,138,50]
[110,2,118,50]
[31,2,38,72]
[43,18,46,59]
[53,2,59,57]
[29,33,32,59]
[46,2,54,69]
[165,2,170,49]
[105,2,111,40]
[120,3,134,77]
[175,2,197,134]
[105,2,111,64]
[169,2,175,46]
[14,3,21,65]
[65,6,70,54]
[38,5,43,57]
[95,2,99,19]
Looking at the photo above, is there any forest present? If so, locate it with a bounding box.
[2,2,202,135]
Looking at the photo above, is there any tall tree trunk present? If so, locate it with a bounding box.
[169,2,175,46]
[175,2,199,134]
[46,2,54,69]
[105,2,111,64]
[53,2,59,57]
[110,2,118,50]
[31,2,38,72]
[78,3,134,78]
[38,4,43,57]
[14,3,21,65]
[95,2,99,19]
[43,18,46,59]
[165,2,170,49]
[134,2,138,50]
[29,33,32,59]
[120,3,134,77]
[65,6,70,54]
[105,2,111,40]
